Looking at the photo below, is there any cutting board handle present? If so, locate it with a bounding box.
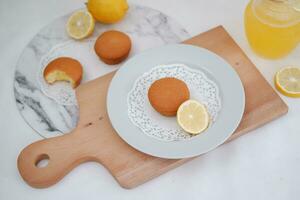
[17,128,96,188]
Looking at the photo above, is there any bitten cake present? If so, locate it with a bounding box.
[43,57,83,88]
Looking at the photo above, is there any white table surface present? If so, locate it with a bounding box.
[0,0,299,199]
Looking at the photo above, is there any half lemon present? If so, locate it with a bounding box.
[66,10,95,40]
[275,67,300,98]
[177,100,210,135]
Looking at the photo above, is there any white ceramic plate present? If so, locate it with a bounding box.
[107,44,245,159]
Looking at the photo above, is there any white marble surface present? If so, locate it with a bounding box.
[14,4,189,138]
[0,0,300,199]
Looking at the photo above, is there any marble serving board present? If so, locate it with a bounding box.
[14,4,189,138]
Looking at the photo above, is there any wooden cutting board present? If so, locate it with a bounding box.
[17,26,288,189]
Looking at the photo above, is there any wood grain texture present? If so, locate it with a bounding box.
[17,26,288,189]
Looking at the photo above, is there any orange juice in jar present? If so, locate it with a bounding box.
[244,0,300,59]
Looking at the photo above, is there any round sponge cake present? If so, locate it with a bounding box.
[148,77,190,116]
[43,57,83,88]
[94,30,131,65]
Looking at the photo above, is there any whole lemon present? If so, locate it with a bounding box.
[87,0,128,24]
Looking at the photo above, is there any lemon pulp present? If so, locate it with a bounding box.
[275,67,300,98]
[177,100,210,135]
[66,10,95,40]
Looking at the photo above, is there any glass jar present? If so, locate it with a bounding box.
[244,0,300,59]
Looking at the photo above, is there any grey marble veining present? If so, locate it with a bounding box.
[14,4,190,138]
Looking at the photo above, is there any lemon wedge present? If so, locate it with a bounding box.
[66,10,95,40]
[275,67,300,98]
[177,100,210,135]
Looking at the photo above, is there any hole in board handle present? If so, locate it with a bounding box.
[35,154,50,168]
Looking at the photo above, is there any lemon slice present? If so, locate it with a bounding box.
[275,67,300,98]
[177,100,210,135]
[66,10,95,40]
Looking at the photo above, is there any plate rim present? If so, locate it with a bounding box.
[107,44,245,159]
